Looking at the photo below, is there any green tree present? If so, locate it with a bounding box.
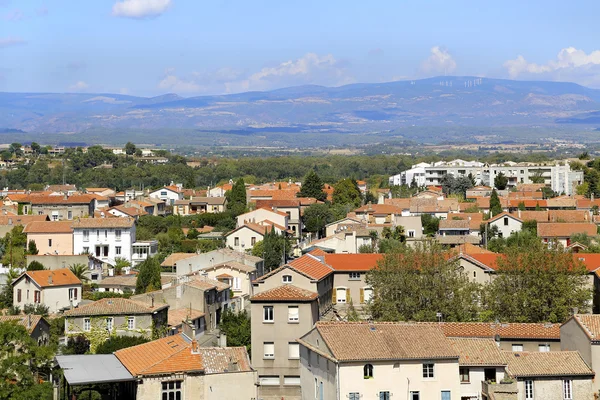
[9,142,23,157]
[297,170,326,201]
[114,257,131,275]
[366,241,481,322]
[30,142,41,155]
[421,214,439,237]
[0,150,11,162]
[490,189,503,216]
[332,178,362,207]
[64,335,90,355]
[0,268,19,308]
[219,309,251,350]
[124,142,136,155]
[186,227,200,239]
[27,261,45,271]
[494,173,508,190]
[302,203,335,237]
[251,231,291,273]
[0,321,53,399]
[69,263,89,283]
[530,170,545,184]
[135,256,162,293]
[518,201,526,211]
[484,243,591,323]
[95,336,149,354]
[225,178,247,216]
[27,240,39,255]
[522,220,537,234]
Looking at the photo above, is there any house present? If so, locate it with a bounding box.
[488,351,595,400]
[0,214,49,237]
[353,204,402,224]
[255,199,303,237]
[148,185,184,206]
[107,205,148,220]
[64,298,169,341]
[298,322,461,400]
[97,274,139,294]
[200,261,257,310]
[46,184,78,196]
[167,308,205,337]
[131,240,159,266]
[560,314,600,393]
[0,314,50,345]
[26,254,103,281]
[236,207,289,229]
[173,197,227,216]
[29,194,96,220]
[325,253,382,308]
[394,215,425,241]
[438,218,471,236]
[12,268,82,313]
[448,338,507,400]
[487,212,523,238]
[160,248,264,277]
[305,229,373,254]
[23,221,74,255]
[86,187,116,198]
[114,331,257,400]
[225,222,289,252]
[72,217,136,265]
[538,223,597,247]
[208,183,232,197]
[325,217,364,237]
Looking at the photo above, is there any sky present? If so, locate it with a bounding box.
[2,0,600,97]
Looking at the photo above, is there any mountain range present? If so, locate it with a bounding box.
[2,76,600,144]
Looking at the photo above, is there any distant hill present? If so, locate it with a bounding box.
[2,77,600,139]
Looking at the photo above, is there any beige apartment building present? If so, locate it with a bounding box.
[23,221,74,255]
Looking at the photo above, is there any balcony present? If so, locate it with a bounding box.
[481,380,517,400]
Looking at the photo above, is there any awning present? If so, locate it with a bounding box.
[55,354,134,385]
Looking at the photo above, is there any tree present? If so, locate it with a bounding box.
[467,173,477,186]
[9,142,22,157]
[0,321,53,399]
[135,256,162,293]
[69,263,89,282]
[27,240,38,255]
[517,201,526,211]
[332,179,362,207]
[522,220,537,234]
[440,175,473,198]
[65,334,90,355]
[114,257,131,275]
[297,170,326,201]
[530,170,545,184]
[186,227,200,239]
[219,309,251,350]
[494,173,508,190]
[366,241,481,322]
[490,189,503,217]
[30,142,41,155]
[124,142,136,155]
[27,261,45,271]
[484,243,591,323]
[0,150,11,162]
[225,178,247,216]
[358,244,375,253]
[251,231,291,273]
[421,214,439,237]
[96,336,149,354]
[302,203,335,237]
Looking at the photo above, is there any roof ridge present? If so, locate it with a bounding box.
[138,344,194,374]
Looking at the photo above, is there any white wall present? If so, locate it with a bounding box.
[226,226,264,252]
[237,208,288,228]
[13,279,81,313]
[490,216,522,238]
[73,226,135,264]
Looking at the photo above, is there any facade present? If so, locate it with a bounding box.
[225,224,269,251]
[325,253,382,307]
[306,229,373,254]
[173,197,227,216]
[64,298,169,340]
[200,261,257,310]
[237,207,289,229]
[538,223,598,247]
[148,185,184,206]
[23,221,74,255]
[72,217,136,265]
[131,240,159,266]
[255,199,303,238]
[488,212,523,238]
[298,322,461,400]
[0,314,50,345]
[29,194,96,220]
[160,248,264,277]
[12,268,82,313]
[560,314,600,393]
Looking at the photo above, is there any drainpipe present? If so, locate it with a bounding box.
[336,362,340,400]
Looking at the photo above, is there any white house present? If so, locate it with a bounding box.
[148,185,184,206]
[236,207,288,229]
[72,218,136,265]
[487,212,523,238]
[225,223,271,252]
[12,268,82,313]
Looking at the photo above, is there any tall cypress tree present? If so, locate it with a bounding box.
[226,178,247,216]
[490,189,502,217]
[298,170,326,201]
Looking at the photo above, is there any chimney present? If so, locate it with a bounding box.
[191,339,199,354]
[219,333,228,348]
[151,295,154,308]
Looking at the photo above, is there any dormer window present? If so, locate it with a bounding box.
[282,275,292,283]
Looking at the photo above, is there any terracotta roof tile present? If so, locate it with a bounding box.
[97,274,137,287]
[384,198,411,209]
[546,197,577,208]
[503,351,594,378]
[432,321,560,340]
[198,347,253,374]
[0,215,48,225]
[511,210,548,222]
[487,212,522,224]
[448,338,506,366]
[516,183,545,192]
[354,204,403,214]
[71,217,135,229]
[308,322,459,361]
[571,314,600,341]
[0,314,45,334]
[167,308,205,327]
[23,221,73,234]
[449,213,484,230]
[64,298,168,317]
[16,268,81,288]
[287,254,333,280]
[439,219,471,229]
[507,199,547,208]
[537,223,597,238]
[161,252,197,267]
[548,210,591,223]
[324,254,383,271]
[251,284,318,302]
[185,277,230,292]
[255,199,300,208]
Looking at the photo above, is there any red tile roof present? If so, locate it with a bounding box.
[448,338,506,366]
[64,298,168,317]
[537,223,597,238]
[571,314,600,341]
[430,322,560,340]
[251,284,318,302]
[354,204,403,214]
[324,254,383,271]
[487,211,522,224]
[503,351,594,378]
[23,221,73,234]
[507,199,547,208]
[287,254,333,280]
[16,268,82,288]
[167,308,205,327]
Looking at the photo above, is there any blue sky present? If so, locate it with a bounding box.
[1,0,600,96]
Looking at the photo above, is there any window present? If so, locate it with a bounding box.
[423,363,434,378]
[283,376,300,386]
[251,237,256,246]
[512,344,524,352]
[69,288,78,300]
[67,210,72,220]
[379,392,390,400]
[504,217,509,226]
[441,391,451,400]
[16,289,21,303]
[539,344,550,352]
[115,230,121,240]
[96,230,100,238]
[525,380,533,399]
[83,247,89,254]
[161,381,182,400]
[288,306,299,322]
[233,277,241,290]
[116,246,122,255]
[263,306,274,322]
[410,392,420,400]
[83,230,90,241]
[160,191,167,196]
[84,318,91,331]
[106,318,113,331]
[363,364,373,379]
[315,378,318,398]
[263,342,274,359]
[234,237,239,246]
[282,275,292,283]
[349,393,360,400]
[288,342,299,359]
[34,290,40,304]
[563,379,572,400]
[459,367,469,383]
[259,376,280,386]
[127,316,135,329]
[349,272,361,280]
[104,230,108,239]
[48,239,52,247]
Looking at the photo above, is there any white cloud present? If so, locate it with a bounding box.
[69,81,90,91]
[0,36,25,48]
[158,68,202,93]
[420,46,457,75]
[112,0,172,19]
[503,47,600,87]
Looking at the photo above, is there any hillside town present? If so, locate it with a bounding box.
[1,147,600,399]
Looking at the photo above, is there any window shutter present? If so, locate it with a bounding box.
[360,288,365,304]
[17,289,21,303]
[332,289,336,303]
[74,288,78,300]
[346,288,351,301]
